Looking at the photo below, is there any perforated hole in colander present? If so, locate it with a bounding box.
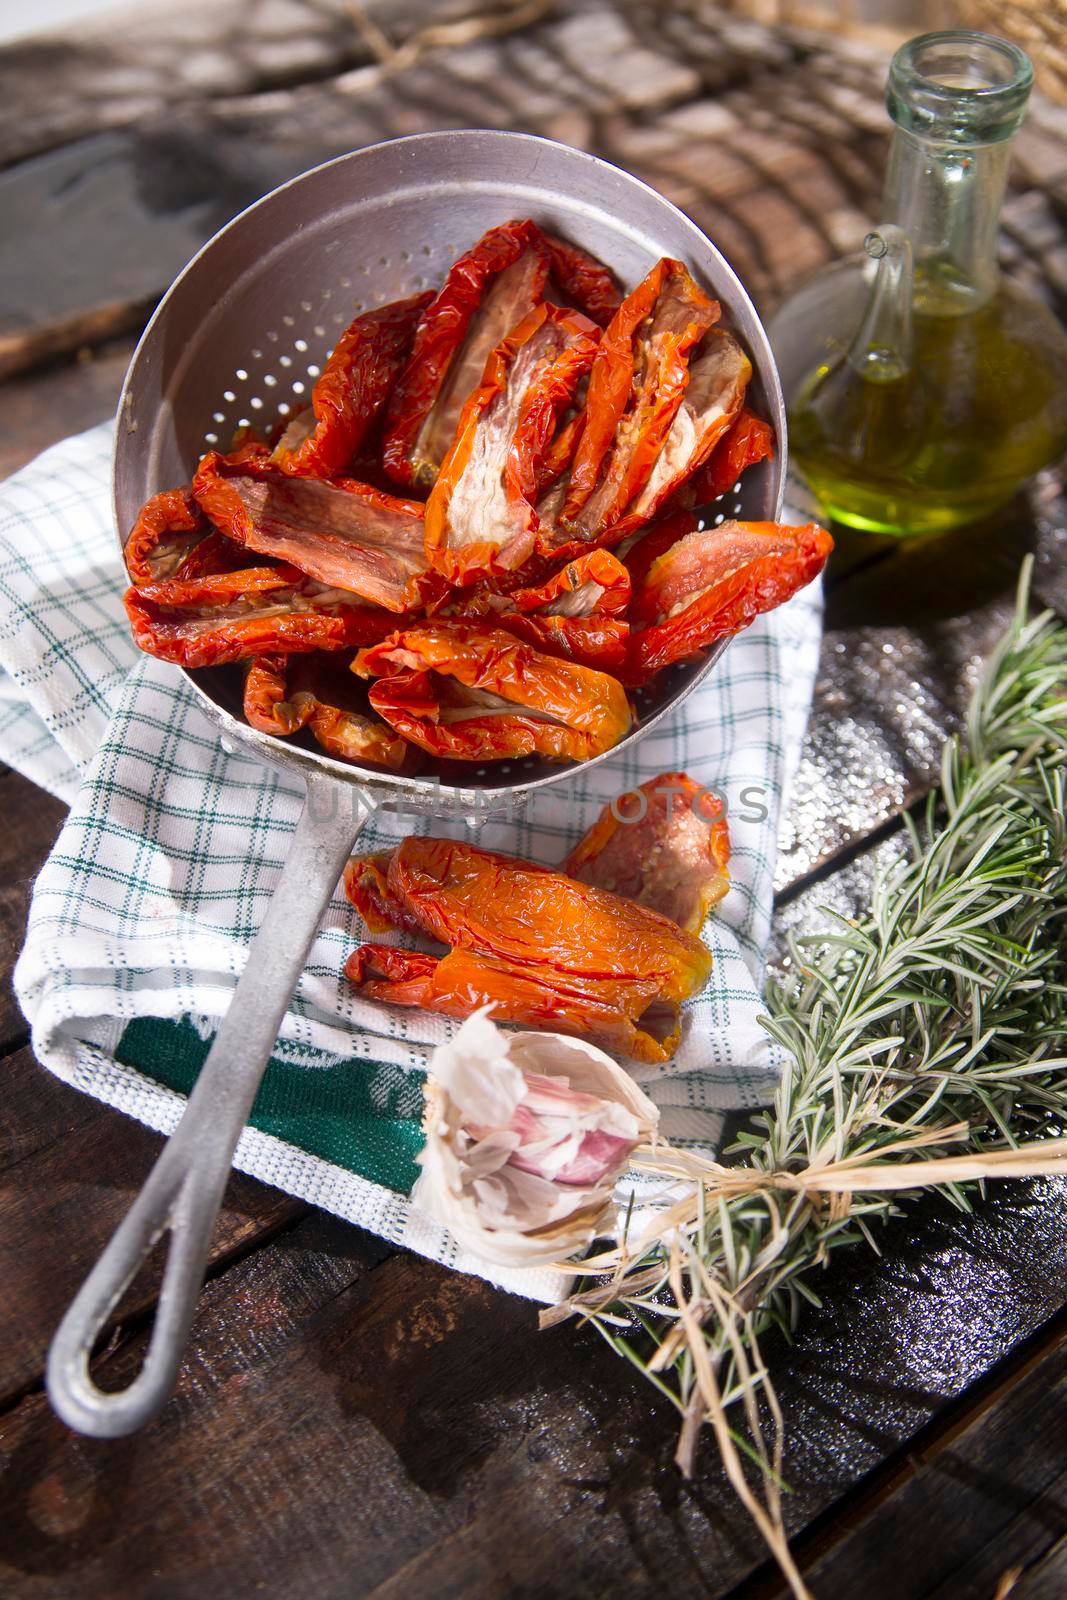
[201,253,448,450]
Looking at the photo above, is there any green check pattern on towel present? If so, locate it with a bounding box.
[5,424,822,1300]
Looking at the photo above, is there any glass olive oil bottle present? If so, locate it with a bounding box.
[771,32,1067,537]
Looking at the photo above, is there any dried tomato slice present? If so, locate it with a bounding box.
[485,613,629,673]
[353,621,631,763]
[440,548,629,623]
[619,509,698,592]
[687,406,776,506]
[125,567,397,669]
[536,408,585,497]
[543,233,622,327]
[342,832,712,1061]
[627,519,833,681]
[559,259,720,534]
[381,219,552,488]
[193,452,433,613]
[345,942,678,1063]
[434,550,631,671]
[510,548,630,617]
[124,489,206,585]
[423,303,599,584]
[242,652,417,770]
[270,291,432,479]
[243,654,315,735]
[564,772,731,932]
[610,328,751,536]
[343,851,424,936]
[171,529,250,581]
[380,836,711,1001]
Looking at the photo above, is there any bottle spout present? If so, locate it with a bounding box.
[846,223,914,383]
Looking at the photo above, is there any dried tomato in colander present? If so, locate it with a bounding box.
[271,291,432,480]
[558,258,720,536]
[242,652,419,771]
[686,406,776,508]
[423,302,599,584]
[626,519,834,682]
[193,452,435,614]
[352,621,632,764]
[122,220,835,784]
[125,567,396,669]
[381,220,552,489]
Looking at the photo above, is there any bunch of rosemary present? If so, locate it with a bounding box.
[546,562,1067,1599]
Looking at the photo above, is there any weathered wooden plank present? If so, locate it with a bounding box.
[3,1148,1067,1599]
[1012,1533,1067,1600]
[0,4,709,378]
[4,0,1064,407]
[791,1323,1067,1599]
[0,337,133,479]
[0,771,66,1051]
[0,1044,307,1407]
[775,500,1050,887]
[0,0,1052,489]
[0,0,485,169]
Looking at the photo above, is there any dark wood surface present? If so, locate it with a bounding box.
[1,5,1066,1597]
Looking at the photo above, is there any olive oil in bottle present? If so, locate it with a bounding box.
[771,32,1067,537]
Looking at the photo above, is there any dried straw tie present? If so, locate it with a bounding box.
[544,1123,1067,1286]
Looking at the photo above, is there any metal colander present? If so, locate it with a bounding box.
[49,129,786,1438]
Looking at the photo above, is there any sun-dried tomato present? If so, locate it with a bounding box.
[619,509,698,592]
[564,772,731,932]
[543,232,622,327]
[686,406,776,507]
[243,654,314,735]
[609,328,751,536]
[381,220,552,488]
[536,408,585,497]
[423,303,598,584]
[345,942,678,1063]
[488,613,630,672]
[353,621,631,763]
[510,548,630,617]
[124,488,206,585]
[627,519,833,681]
[343,850,424,936]
[385,836,709,996]
[342,833,712,1059]
[559,259,719,535]
[125,567,397,669]
[193,452,433,613]
[244,652,417,769]
[434,550,631,671]
[171,529,250,580]
[271,291,432,479]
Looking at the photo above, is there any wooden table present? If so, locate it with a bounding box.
[2,4,1067,1595]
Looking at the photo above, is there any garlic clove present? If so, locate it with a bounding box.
[413,1009,658,1267]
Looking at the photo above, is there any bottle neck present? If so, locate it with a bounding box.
[881,124,1010,313]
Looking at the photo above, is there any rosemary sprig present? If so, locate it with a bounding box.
[547,560,1067,1599]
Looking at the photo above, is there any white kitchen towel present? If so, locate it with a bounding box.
[6,423,822,1299]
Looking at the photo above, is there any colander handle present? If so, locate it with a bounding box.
[46,773,368,1437]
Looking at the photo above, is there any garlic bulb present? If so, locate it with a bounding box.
[412,1009,658,1267]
